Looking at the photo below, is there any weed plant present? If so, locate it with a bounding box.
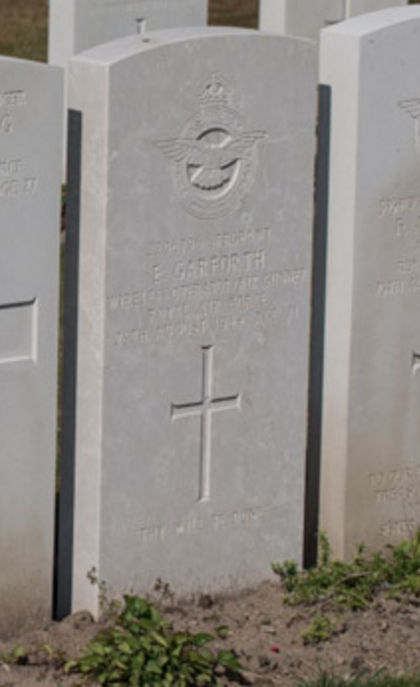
[272,531,420,642]
[300,613,337,645]
[65,595,242,687]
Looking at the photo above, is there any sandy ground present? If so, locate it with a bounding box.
[1,580,420,686]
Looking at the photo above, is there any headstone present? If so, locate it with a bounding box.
[69,27,317,615]
[347,0,406,17]
[259,0,408,41]
[0,58,62,637]
[49,0,208,67]
[259,0,345,41]
[320,6,420,559]
[49,0,208,177]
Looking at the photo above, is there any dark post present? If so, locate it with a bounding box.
[304,85,331,569]
[54,110,82,619]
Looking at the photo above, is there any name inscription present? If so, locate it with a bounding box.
[368,465,420,536]
[0,90,27,136]
[0,90,40,200]
[107,220,306,348]
[376,196,420,298]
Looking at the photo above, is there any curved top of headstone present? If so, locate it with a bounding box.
[322,4,420,37]
[70,25,313,67]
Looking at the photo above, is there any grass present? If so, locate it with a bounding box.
[210,0,258,28]
[0,0,48,61]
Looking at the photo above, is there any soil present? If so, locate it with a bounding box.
[1,581,420,687]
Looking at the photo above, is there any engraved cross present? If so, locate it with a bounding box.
[171,345,241,503]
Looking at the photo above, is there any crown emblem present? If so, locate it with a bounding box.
[200,75,232,107]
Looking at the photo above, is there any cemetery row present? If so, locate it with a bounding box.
[260,0,409,42]
[0,1,419,639]
[48,0,410,67]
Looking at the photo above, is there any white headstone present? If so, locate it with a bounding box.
[259,0,345,41]
[49,0,208,68]
[0,58,62,637]
[320,6,420,559]
[49,0,208,177]
[259,0,408,41]
[347,0,407,17]
[69,27,317,615]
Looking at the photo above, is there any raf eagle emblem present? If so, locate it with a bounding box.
[155,75,267,220]
[156,131,266,192]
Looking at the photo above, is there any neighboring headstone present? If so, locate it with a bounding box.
[320,6,420,559]
[259,0,407,41]
[347,0,406,17]
[0,58,62,637]
[49,0,208,178]
[69,27,317,615]
[49,0,208,67]
[259,0,345,41]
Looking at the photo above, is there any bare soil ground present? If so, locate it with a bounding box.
[2,582,420,687]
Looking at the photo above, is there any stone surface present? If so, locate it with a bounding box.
[49,0,208,69]
[259,0,345,40]
[347,0,407,17]
[259,0,407,41]
[69,27,317,615]
[319,7,420,559]
[0,58,62,637]
[49,0,208,177]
